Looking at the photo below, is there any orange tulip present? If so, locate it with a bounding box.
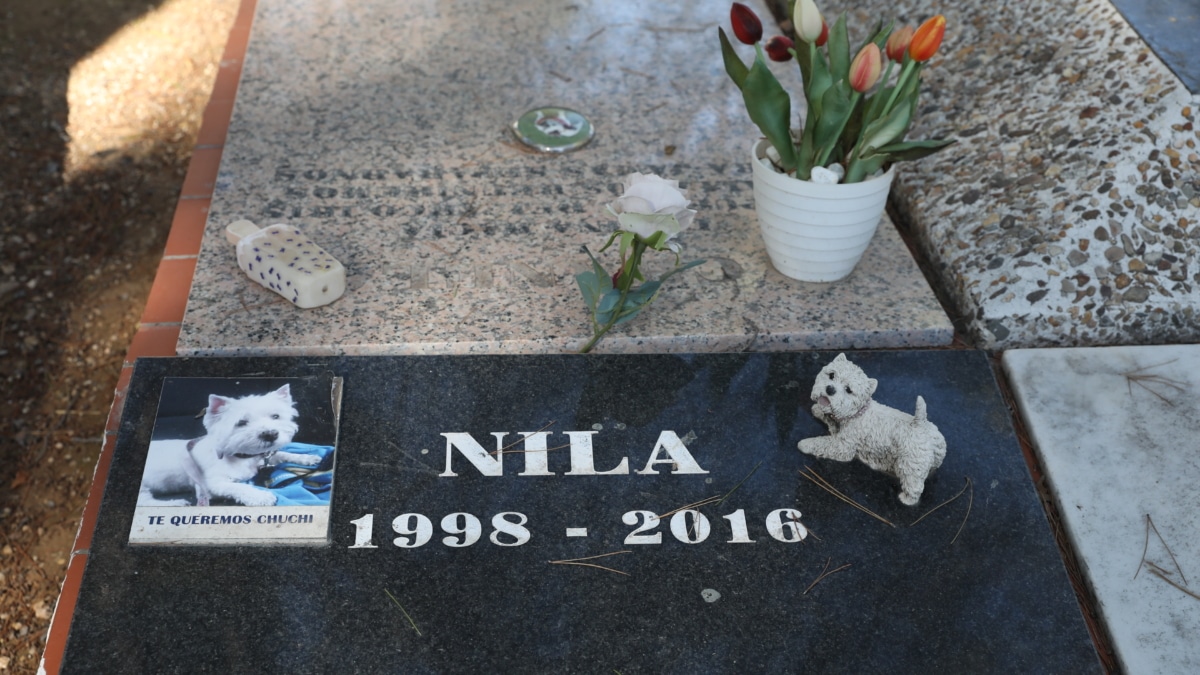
[885,26,914,62]
[908,15,946,62]
[848,43,882,92]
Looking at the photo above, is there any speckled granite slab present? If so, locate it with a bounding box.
[62,353,1100,672]
[1004,345,1200,673]
[835,0,1200,348]
[177,0,952,356]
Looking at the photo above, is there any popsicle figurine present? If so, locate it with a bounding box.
[225,220,346,308]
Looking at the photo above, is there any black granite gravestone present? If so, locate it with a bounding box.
[62,352,1100,673]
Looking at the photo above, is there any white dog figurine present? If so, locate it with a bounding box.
[137,384,320,507]
[798,354,946,506]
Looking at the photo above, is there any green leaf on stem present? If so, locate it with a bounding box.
[875,138,956,161]
[718,27,749,89]
[843,153,888,183]
[862,19,892,51]
[575,269,601,314]
[827,14,850,80]
[664,258,707,278]
[857,93,912,153]
[743,46,797,171]
[815,80,853,164]
[594,288,623,326]
[612,281,661,326]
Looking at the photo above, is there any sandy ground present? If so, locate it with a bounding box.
[0,1,237,671]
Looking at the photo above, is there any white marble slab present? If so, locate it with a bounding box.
[177,0,952,356]
[1003,345,1200,673]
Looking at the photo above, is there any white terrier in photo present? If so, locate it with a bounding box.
[799,354,947,506]
[137,384,320,507]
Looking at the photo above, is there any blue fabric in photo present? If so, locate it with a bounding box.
[258,443,335,506]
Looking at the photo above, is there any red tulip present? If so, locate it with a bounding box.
[816,20,829,47]
[908,15,946,62]
[730,3,763,45]
[885,26,914,62]
[848,43,882,93]
[764,35,795,62]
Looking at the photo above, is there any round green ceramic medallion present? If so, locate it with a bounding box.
[511,107,594,153]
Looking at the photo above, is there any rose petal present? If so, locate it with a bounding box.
[674,208,697,233]
[610,194,656,216]
[621,174,689,212]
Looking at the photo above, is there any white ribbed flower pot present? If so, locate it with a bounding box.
[751,139,895,282]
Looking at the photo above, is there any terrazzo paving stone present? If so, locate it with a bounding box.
[1004,344,1200,673]
[814,0,1200,348]
[177,0,952,356]
[61,352,1101,672]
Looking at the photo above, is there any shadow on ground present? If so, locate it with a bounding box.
[0,0,236,669]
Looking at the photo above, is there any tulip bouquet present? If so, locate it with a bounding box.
[720,0,953,183]
[575,173,705,353]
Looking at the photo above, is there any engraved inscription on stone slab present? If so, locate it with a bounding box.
[64,354,1099,673]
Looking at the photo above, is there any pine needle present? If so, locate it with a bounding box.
[1123,359,1184,406]
[803,557,852,595]
[910,477,971,526]
[491,421,556,455]
[550,561,630,576]
[949,477,974,544]
[800,466,895,527]
[1146,565,1200,602]
[714,461,763,509]
[657,496,721,520]
[1136,514,1188,584]
[550,550,633,576]
[384,589,422,636]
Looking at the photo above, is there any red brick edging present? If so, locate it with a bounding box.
[39,0,257,671]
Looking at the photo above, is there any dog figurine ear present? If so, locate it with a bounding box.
[272,384,292,401]
[866,377,878,397]
[833,353,848,363]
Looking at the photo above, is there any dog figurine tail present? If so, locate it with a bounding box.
[912,396,928,424]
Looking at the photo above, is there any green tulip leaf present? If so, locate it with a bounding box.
[827,14,850,79]
[864,19,892,51]
[843,153,888,183]
[743,47,797,171]
[815,80,853,160]
[718,27,749,89]
[876,138,957,162]
[858,95,913,152]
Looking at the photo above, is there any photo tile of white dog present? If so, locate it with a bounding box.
[129,375,342,545]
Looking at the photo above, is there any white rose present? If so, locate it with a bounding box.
[606,172,697,252]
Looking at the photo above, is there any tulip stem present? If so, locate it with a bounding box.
[880,59,917,121]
